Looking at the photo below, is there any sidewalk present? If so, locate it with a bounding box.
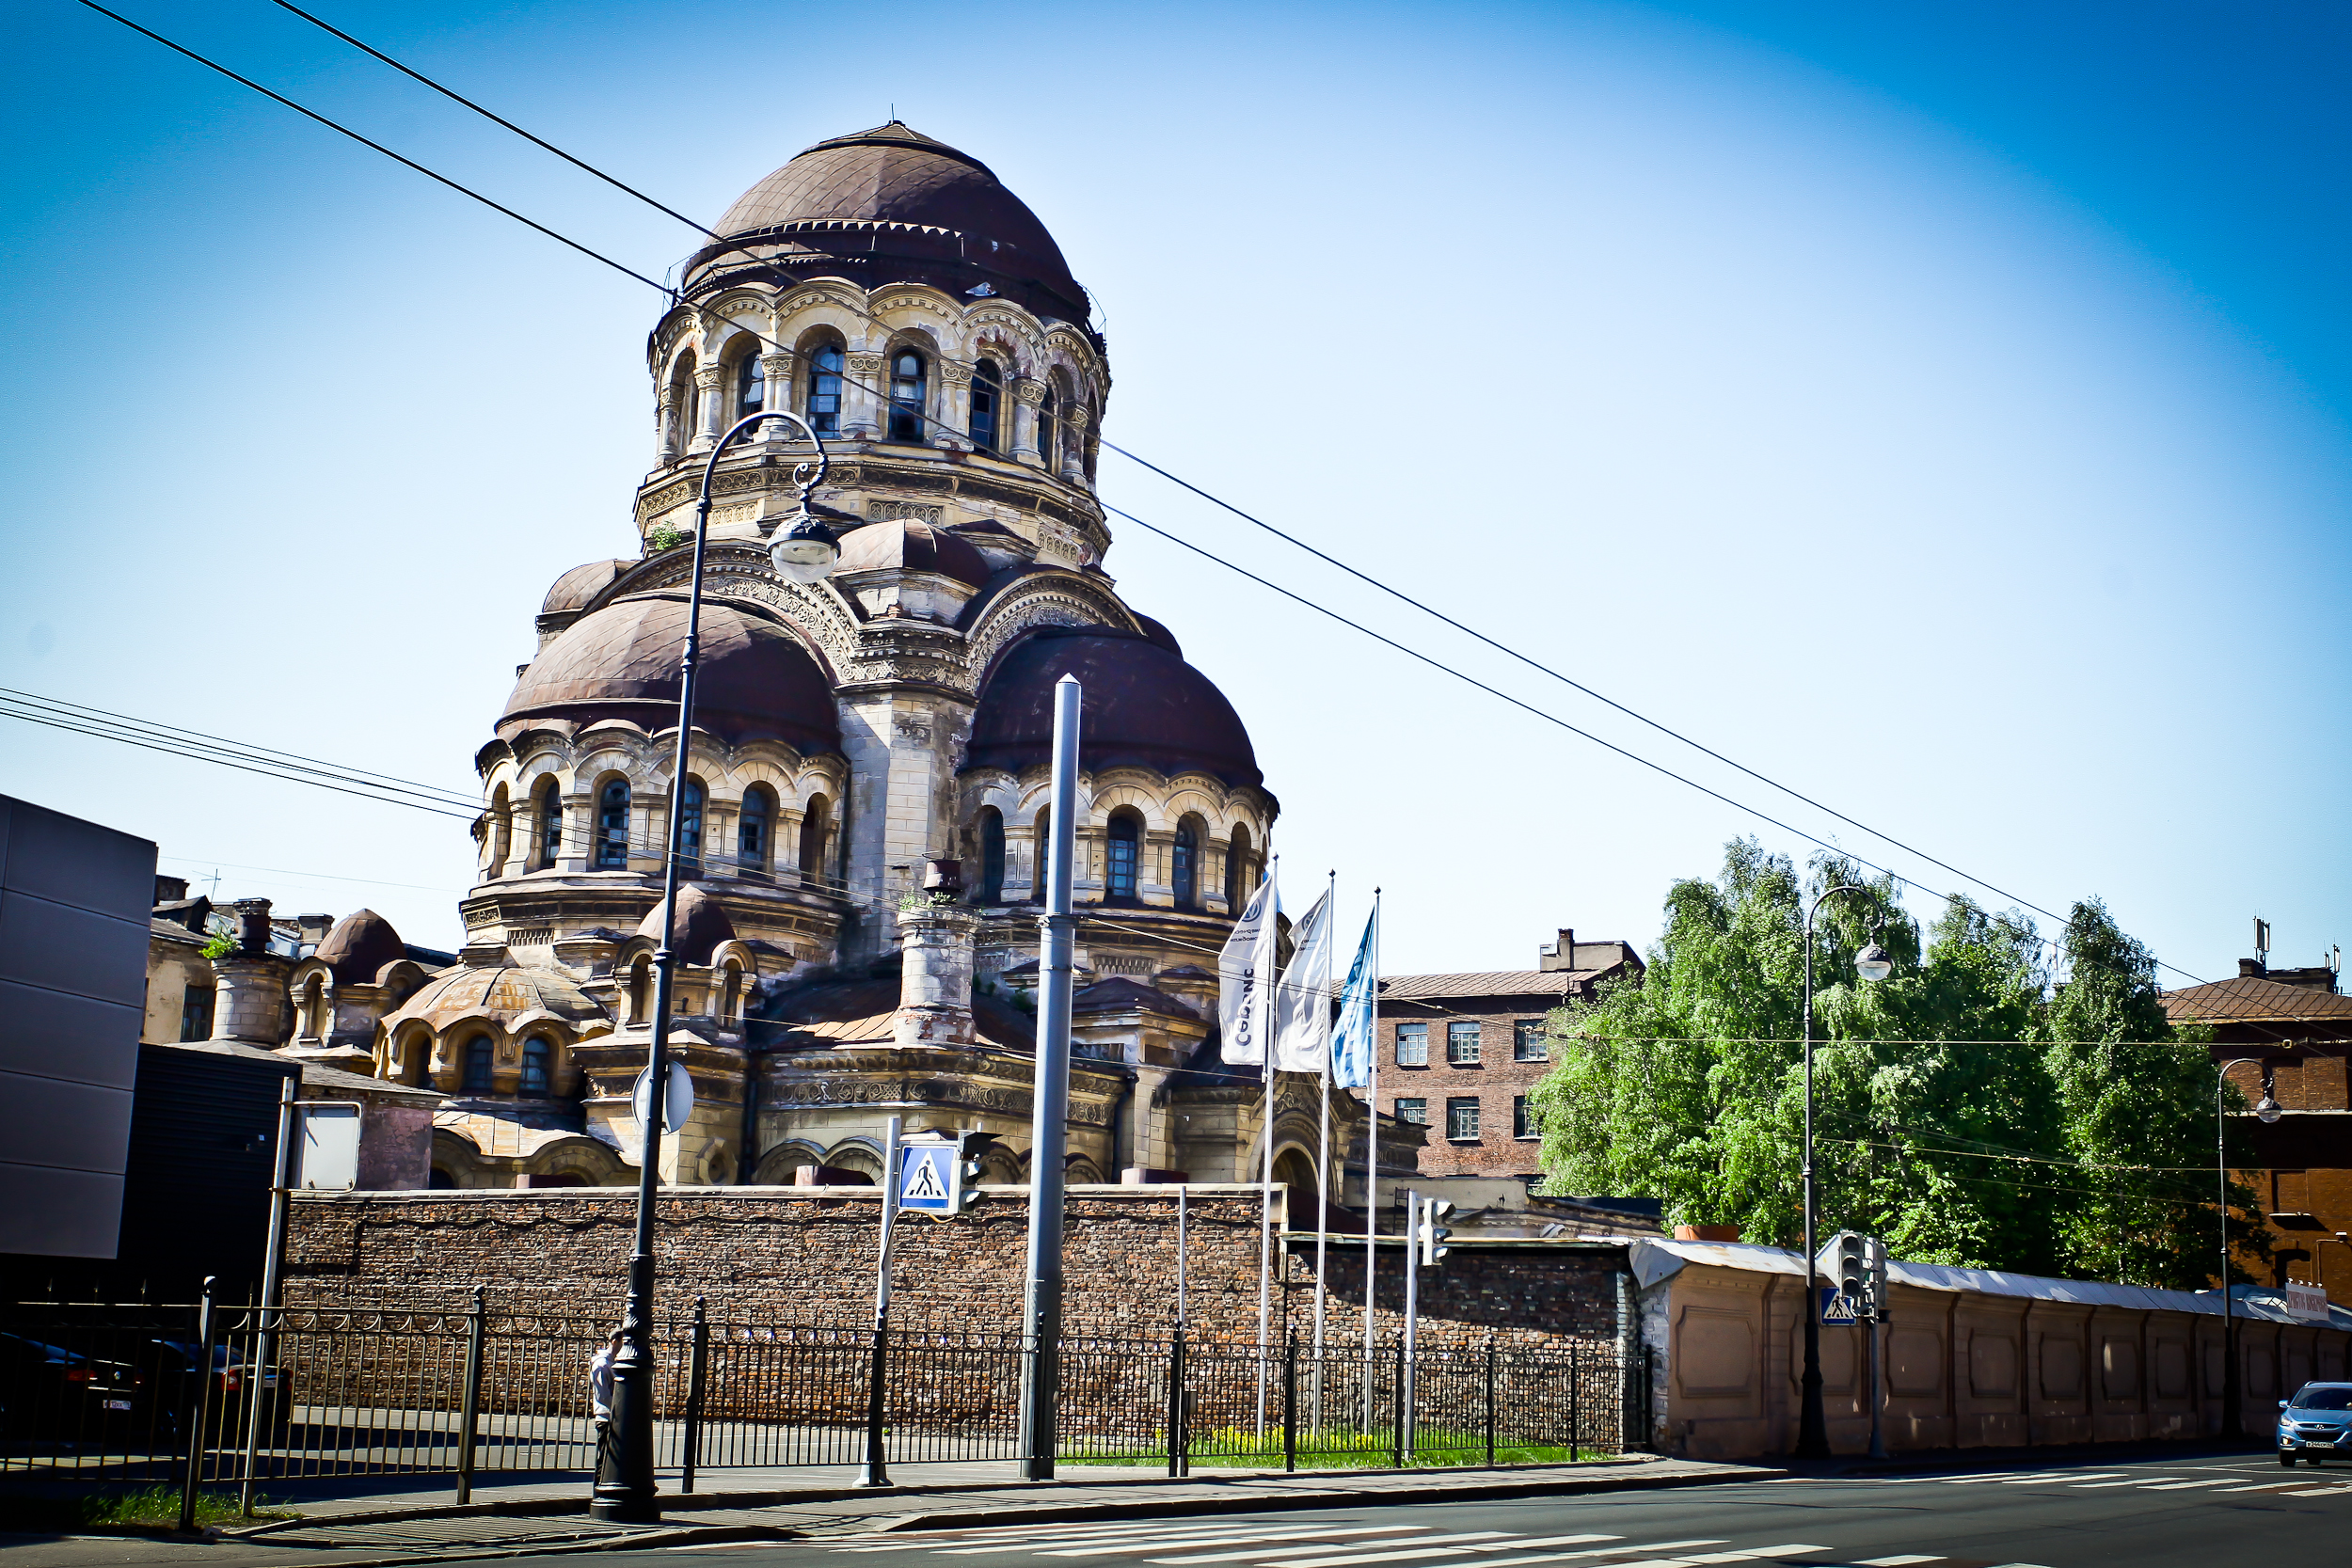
[0,1456,1784,1568]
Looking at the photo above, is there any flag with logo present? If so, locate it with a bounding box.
[1272,886,1333,1074]
[1217,857,1279,1064]
[1330,910,1377,1088]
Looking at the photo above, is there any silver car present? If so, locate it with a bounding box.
[2278,1382,2352,1465]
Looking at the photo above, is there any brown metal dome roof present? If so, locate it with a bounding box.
[835,518,992,588]
[690,121,1087,324]
[380,962,605,1035]
[501,595,840,752]
[966,627,1262,788]
[635,885,738,967]
[541,560,627,617]
[313,908,405,985]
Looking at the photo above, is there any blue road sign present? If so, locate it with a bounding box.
[1819,1286,1860,1324]
[898,1143,954,1213]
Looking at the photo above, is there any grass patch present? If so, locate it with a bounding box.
[1064,1423,1603,1469]
[0,1486,299,1533]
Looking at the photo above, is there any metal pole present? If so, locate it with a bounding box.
[1283,1330,1297,1471]
[682,1296,707,1494]
[1177,1185,1188,1328]
[2217,1058,2265,1440]
[1402,1192,1419,1466]
[1363,890,1380,1433]
[1485,1338,1497,1467]
[241,1077,296,1516]
[1257,963,1277,1435]
[1166,1324,1185,1478]
[861,1117,902,1488]
[1390,1337,1405,1467]
[1866,1292,1887,1461]
[1312,873,1334,1440]
[455,1285,485,1503]
[1796,885,1863,1461]
[178,1277,216,1533]
[1021,675,1080,1481]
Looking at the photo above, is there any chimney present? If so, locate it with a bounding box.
[894,893,978,1049]
[212,898,294,1046]
[153,875,189,905]
[2240,958,2269,979]
[1539,928,1576,973]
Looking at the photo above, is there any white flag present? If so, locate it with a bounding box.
[1272,886,1333,1075]
[1218,857,1279,1064]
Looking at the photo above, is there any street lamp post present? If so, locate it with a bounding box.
[1795,886,1893,1462]
[2215,1056,2283,1442]
[590,410,836,1524]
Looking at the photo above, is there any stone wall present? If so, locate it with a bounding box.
[284,1183,1629,1353]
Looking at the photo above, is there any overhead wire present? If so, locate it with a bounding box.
[88,1,2253,1001]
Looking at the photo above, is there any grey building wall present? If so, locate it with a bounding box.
[0,794,156,1258]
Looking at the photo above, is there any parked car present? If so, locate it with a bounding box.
[2278,1382,2352,1465]
[144,1339,290,1445]
[0,1330,145,1442]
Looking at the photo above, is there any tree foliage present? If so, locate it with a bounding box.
[1530,840,2265,1288]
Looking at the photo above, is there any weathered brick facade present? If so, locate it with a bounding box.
[284,1184,1628,1354]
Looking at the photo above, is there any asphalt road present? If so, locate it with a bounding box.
[636,1450,2352,1568]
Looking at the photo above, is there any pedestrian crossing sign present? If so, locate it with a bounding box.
[1820,1286,1860,1323]
[898,1143,954,1212]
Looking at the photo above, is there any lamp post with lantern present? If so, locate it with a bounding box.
[2216,1055,2284,1441]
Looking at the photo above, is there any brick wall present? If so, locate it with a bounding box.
[1381,1003,1557,1178]
[284,1184,1626,1353]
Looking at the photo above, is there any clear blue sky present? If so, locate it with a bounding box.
[3,1,2345,985]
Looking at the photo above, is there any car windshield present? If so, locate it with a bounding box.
[2291,1386,2352,1411]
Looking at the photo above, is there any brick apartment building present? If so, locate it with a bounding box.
[1377,928,1643,1180]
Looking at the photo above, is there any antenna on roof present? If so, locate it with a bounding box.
[2255,917,2272,960]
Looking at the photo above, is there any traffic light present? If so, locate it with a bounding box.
[1836,1230,1867,1307]
[1418,1197,1454,1267]
[1866,1234,1888,1316]
[950,1130,993,1214]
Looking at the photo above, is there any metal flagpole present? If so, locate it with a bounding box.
[1311,870,1335,1436]
[1020,675,1081,1481]
[1361,888,1381,1432]
[1255,858,1279,1436]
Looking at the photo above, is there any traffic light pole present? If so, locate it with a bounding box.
[1020,676,1080,1481]
[859,1116,902,1489]
[1401,1191,1419,1465]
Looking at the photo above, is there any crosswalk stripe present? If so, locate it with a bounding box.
[1930,1472,2038,1484]
[2067,1477,2177,1488]
[2000,1472,2124,1484]
[1249,1536,1523,1568]
[1855,1557,1947,1565]
[942,1528,1308,1557]
[1461,1542,1725,1568]
[1596,1549,1825,1568]
[843,1524,1293,1554]
[2283,1486,2352,1497]
[1055,1529,1422,1560]
[2139,1480,2231,1491]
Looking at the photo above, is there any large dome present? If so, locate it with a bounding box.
[688,121,1087,324]
[501,595,840,752]
[966,628,1262,789]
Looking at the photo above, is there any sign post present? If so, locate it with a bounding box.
[859,1116,903,1489]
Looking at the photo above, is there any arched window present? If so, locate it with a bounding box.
[627,957,650,1024]
[977,807,1005,903]
[299,974,327,1039]
[1033,806,1052,900]
[487,784,511,870]
[537,781,563,868]
[888,350,927,441]
[970,358,1002,452]
[462,1035,494,1094]
[1038,386,1057,472]
[806,345,843,436]
[1173,818,1200,910]
[736,353,765,422]
[520,1038,551,1095]
[1105,810,1141,901]
[720,962,742,1026]
[596,780,631,869]
[1226,825,1252,911]
[675,778,705,877]
[739,784,775,876]
[666,356,697,455]
[799,795,832,883]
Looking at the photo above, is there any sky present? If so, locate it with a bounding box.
[2,0,2346,986]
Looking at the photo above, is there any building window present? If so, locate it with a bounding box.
[888,350,927,441]
[1105,811,1141,900]
[1515,1020,1548,1061]
[1394,1097,1427,1126]
[799,795,831,882]
[977,807,1005,903]
[806,345,843,436]
[520,1038,551,1096]
[1396,1022,1428,1067]
[1447,1022,1482,1065]
[462,1035,494,1094]
[1514,1095,1536,1139]
[737,354,764,422]
[537,783,563,868]
[739,784,774,874]
[1226,825,1251,910]
[970,358,1001,452]
[1172,820,1199,909]
[675,778,705,877]
[1446,1097,1482,1141]
[1033,806,1052,897]
[180,986,215,1042]
[596,781,630,869]
[1038,386,1058,471]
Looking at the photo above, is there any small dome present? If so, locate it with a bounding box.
[313,909,405,985]
[636,885,738,967]
[691,122,1086,323]
[380,962,605,1035]
[502,595,840,752]
[966,627,1261,788]
[835,519,991,588]
[542,560,627,618]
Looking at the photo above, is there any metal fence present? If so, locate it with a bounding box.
[0,1291,1636,1494]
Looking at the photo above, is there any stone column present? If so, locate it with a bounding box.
[1061,405,1091,481]
[893,904,979,1047]
[844,352,886,439]
[657,389,681,463]
[935,359,973,450]
[689,366,723,452]
[757,352,793,443]
[1010,377,1045,465]
[210,899,294,1046]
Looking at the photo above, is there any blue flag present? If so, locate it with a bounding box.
[1331,911,1377,1088]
